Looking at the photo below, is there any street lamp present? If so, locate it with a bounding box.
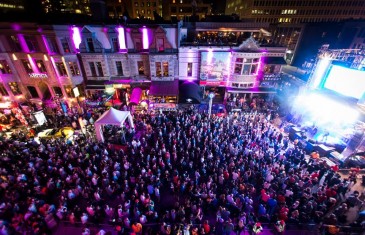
[208,92,215,119]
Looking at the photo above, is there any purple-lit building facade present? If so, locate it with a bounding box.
[0,23,83,109]
[178,22,287,103]
[78,23,179,108]
[0,21,288,110]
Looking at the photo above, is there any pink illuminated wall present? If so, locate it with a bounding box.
[18,34,29,53]
[50,57,61,78]
[71,26,82,51]
[27,54,39,73]
[207,48,213,65]
[142,26,149,50]
[256,57,263,75]
[42,35,51,54]
[117,27,127,50]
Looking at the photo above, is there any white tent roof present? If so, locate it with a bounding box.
[94,108,131,125]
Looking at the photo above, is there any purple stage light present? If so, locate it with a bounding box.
[71,26,82,51]
[117,27,127,50]
[142,26,149,50]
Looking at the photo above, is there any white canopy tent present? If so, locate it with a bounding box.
[94,108,134,142]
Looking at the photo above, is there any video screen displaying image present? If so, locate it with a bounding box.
[200,51,230,81]
[324,65,365,99]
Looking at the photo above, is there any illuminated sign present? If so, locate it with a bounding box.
[73,87,80,97]
[200,81,227,86]
[28,73,48,78]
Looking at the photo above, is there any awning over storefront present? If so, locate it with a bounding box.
[129,87,142,105]
[227,87,277,94]
[105,79,132,85]
[263,57,287,65]
[85,80,106,90]
[179,81,202,104]
[149,80,179,96]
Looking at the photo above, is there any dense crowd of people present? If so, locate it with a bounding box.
[0,100,364,235]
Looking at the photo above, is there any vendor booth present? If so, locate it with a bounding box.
[94,108,134,142]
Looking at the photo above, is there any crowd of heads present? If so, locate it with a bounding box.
[0,99,363,235]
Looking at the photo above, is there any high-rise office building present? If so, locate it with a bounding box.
[225,0,365,64]
[225,0,365,24]
[0,0,25,12]
[40,0,91,15]
[162,0,211,21]
[125,0,163,20]
[106,0,127,19]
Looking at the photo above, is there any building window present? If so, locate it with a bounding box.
[116,61,124,76]
[8,36,22,52]
[87,38,95,52]
[27,86,39,98]
[36,60,47,73]
[0,60,12,74]
[137,61,144,75]
[21,59,33,73]
[89,62,97,76]
[60,38,71,53]
[147,2,150,7]
[0,83,9,96]
[134,2,138,6]
[234,57,260,75]
[156,62,161,76]
[53,86,63,97]
[45,37,60,54]
[96,62,104,77]
[68,62,80,76]
[234,58,243,74]
[55,62,68,76]
[141,2,144,7]
[112,37,119,51]
[163,62,169,76]
[157,38,164,51]
[24,35,40,52]
[187,62,193,76]
[8,82,21,95]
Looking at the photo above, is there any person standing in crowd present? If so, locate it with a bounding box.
[0,98,360,235]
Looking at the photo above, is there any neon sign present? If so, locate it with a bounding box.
[28,73,48,78]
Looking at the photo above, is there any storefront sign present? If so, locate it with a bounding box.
[73,87,80,97]
[153,103,176,109]
[29,73,48,78]
[200,81,227,86]
[34,110,47,125]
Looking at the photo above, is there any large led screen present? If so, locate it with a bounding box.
[200,51,230,81]
[324,65,365,99]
